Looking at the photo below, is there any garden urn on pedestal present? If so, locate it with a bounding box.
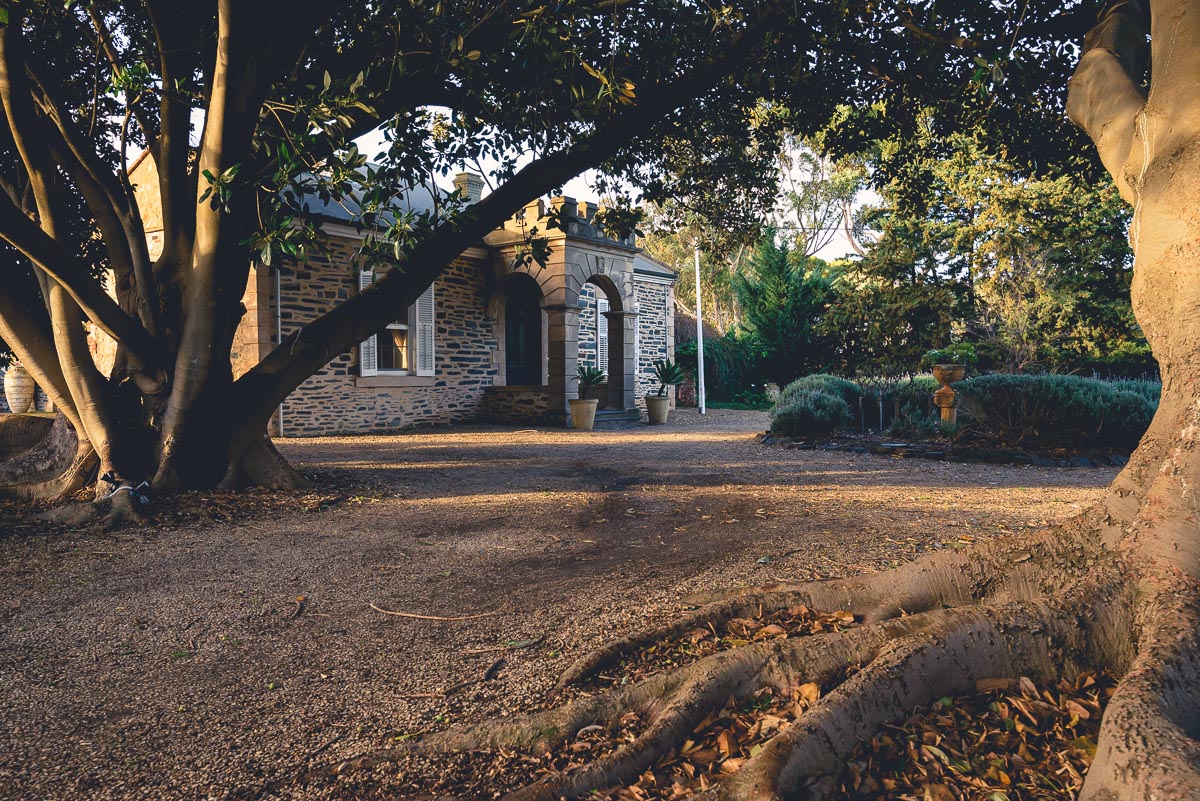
[931,364,965,430]
[3,363,35,414]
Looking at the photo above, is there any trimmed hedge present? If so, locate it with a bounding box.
[954,374,1156,450]
[770,389,850,437]
[779,374,863,407]
[1106,378,1161,406]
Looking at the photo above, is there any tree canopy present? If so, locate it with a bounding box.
[0,0,1113,500]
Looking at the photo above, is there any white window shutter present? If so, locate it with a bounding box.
[597,296,609,371]
[634,304,640,370]
[415,283,436,376]
[358,270,378,376]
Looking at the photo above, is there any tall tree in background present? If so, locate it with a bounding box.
[643,134,868,335]
[819,223,958,379]
[639,200,758,335]
[731,232,838,385]
[774,134,868,258]
[857,126,1143,373]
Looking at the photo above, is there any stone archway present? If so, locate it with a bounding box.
[581,274,630,410]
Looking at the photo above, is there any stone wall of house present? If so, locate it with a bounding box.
[231,266,274,380]
[634,280,673,400]
[273,240,500,436]
[574,277,675,404]
[481,386,554,423]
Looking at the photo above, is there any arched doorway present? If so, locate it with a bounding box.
[582,275,625,409]
[504,275,544,386]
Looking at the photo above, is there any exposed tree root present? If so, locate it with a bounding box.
[317,526,1200,801]
[330,560,1148,801]
[0,414,97,502]
[0,412,53,459]
[559,526,1105,695]
[719,602,1086,800]
[33,480,146,530]
[218,434,310,490]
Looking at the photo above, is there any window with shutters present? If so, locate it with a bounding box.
[596,295,609,370]
[358,271,436,377]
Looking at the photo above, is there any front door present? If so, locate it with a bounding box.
[505,287,541,385]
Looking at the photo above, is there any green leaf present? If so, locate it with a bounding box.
[922,744,950,765]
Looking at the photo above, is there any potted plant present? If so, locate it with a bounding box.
[646,359,687,424]
[3,359,35,414]
[570,364,606,430]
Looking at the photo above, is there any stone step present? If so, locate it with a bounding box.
[592,408,642,429]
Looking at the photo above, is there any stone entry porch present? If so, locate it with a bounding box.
[484,196,644,427]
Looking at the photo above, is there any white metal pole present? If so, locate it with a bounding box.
[694,244,706,415]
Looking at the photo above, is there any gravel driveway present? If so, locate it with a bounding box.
[0,409,1113,800]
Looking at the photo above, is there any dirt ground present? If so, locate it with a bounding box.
[0,409,1115,800]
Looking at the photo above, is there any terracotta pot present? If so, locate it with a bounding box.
[932,364,966,387]
[3,364,35,414]
[568,398,599,430]
[645,395,670,425]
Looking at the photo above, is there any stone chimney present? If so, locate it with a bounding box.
[453,171,484,203]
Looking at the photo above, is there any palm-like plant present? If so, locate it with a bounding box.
[575,364,607,400]
[653,359,688,397]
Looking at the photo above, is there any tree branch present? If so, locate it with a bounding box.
[85,5,158,158]
[25,64,158,335]
[0,264,84,434]
[0,190,160,367]
[232,7,784,425]
[1066,0,1148,202]
[0,16,159,368]
[144,0,209,271]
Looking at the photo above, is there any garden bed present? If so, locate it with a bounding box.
[759,430,1130,468]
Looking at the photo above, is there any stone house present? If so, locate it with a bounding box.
[126,158,677,435]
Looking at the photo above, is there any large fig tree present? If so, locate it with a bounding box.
[0,0,807,509]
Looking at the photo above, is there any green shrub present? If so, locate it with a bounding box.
[920,343,978,371]
[770,390,849,437]
[676,334,759,402]
[889,375,939,413]
[1106,378,1161,406]
[887,410,942,439]
[1075,342,1157,378]
[954,374,1155,450]
[883,375,940,434]
[779,374,863,407]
